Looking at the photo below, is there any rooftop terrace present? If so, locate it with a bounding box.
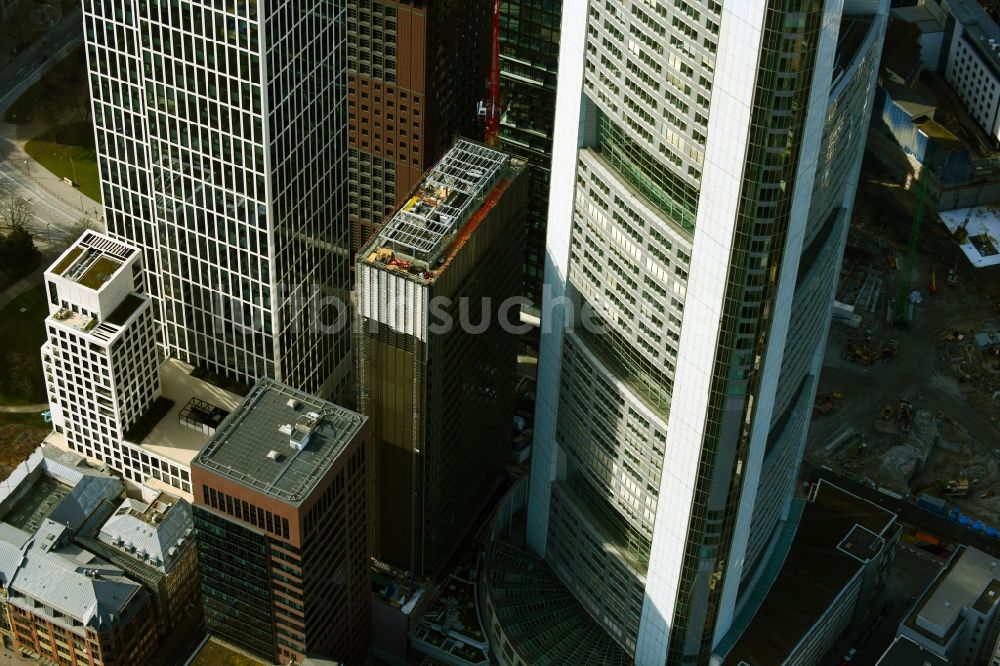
[126,358,242,467]
[360,140,514,272]
[193,378,365,505]
[49,232,134,292]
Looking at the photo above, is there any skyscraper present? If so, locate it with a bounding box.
[347,0,490,254]
[83,0,352,397]
[191,379,370,664]
[497,0,561,309]
[523,1,888,663]
[356,140,527,576]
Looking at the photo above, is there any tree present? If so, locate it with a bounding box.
[68,215,99,241]
[0,226,40,277]
[0,192,32,233]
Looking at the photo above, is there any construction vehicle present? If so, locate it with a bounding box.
[953,207,973,242]
[813,395,835,416]
[947,262,960,287]
[913,478,970,498]
[894,170,932,326]
[944,479,970,498]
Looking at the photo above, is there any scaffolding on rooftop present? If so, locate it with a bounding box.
[374,140,510,267]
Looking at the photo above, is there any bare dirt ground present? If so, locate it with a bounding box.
[807,156,1000,524]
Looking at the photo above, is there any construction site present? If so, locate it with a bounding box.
[806,151,1000,528]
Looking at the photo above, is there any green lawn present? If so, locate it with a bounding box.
[190,640,265,666]
[24,139,101,204]
[0,412,49,430]
[0,283,49,406]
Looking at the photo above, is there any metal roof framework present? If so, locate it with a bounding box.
[376,140,509,266]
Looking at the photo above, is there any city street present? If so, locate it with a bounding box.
[0,7,102,243]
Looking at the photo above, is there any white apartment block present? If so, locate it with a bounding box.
[42,232,160,475]
[40,233,242,501]
[941,0,1000,145]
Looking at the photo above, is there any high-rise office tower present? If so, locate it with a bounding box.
[191,379,370,664]
[41,232,160,470]
[356,140,527,576]
[497,0,561,309]
[524,1,888,663]
[83,0,352,397]
[347,0,490,254]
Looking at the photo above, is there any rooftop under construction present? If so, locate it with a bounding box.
[360,140,517,273]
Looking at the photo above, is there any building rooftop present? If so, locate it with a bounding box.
[360,140,521,275]
[193,378,366,505]
[48,232,135,292]
[939,206,1000,268]
[875,636,951,666]
[126,358,242,468]
[721,481,897,665]
[0,444,123,536]
[483,540,630,666]
[0,445,145,632]
[6,542,144,632]
[908,546,1000,643]
[97,492,193,574]
[891,5,945,35]
[945,0,1000,78]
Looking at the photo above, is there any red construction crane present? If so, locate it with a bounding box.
[484,0,501,147]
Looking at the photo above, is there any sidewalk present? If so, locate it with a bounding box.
[0,264,44,312]
[0,122,100,217]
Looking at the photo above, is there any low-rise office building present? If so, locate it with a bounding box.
[899,544,1000,665]
[80,490,201,638]
[0,444,158,665]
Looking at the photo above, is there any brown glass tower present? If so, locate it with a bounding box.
[356,140,527,577]
[347,0,491,255]
[191,379,370,665]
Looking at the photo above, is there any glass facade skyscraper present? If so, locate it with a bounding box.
[522,0,889,663]
[498,0,561,308]
[83,0,352,398]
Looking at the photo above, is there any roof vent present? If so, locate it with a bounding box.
[267,450,280,461]
[286,398,301,410]
[945,601,953,608]
[290,429,310,450]
[278,424,293,436]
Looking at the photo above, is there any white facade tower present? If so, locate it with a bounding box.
[525,0,888,663]
[42,232,160,472]
[83,0,351,398]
